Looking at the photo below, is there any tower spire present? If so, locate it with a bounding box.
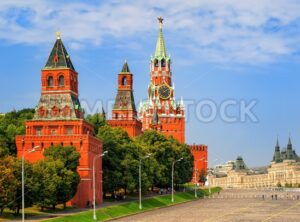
[44,32,75,71]
[121,60,130,73]
[288,134,292,146]
[155,17,167,59]
[276,136,280,148]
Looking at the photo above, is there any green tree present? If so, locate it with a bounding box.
[44,145,80,171]
[135,130,193,188]
[31,160,63,211]
[86,110,106,135]
[0,109,34,155]
[0,156,33,216]
[97,125,132,194]
[0,156,18,215]
[43,146,80,208]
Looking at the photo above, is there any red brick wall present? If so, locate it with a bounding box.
[190,144,208,183]
[16,120,103,208]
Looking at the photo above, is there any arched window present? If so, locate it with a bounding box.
[58,75,64,86]
[47,76,53,87]
[122,76,127,86]
[154,59,159,67]
[161,59,166,67]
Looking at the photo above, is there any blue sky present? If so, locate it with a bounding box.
[0,0,299,167]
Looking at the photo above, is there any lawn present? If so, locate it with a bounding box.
[47,187,221,222]
[0,205,74,221]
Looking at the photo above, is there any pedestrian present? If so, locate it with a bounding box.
[262,194,265,200]
[275,194,277,200]
[271,195,273,200]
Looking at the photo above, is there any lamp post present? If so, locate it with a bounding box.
[22,145,39,222]
[93,150,108,221]
[139,154,151,210]
[172,157,183,203]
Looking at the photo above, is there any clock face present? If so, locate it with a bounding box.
[158,84,171,99]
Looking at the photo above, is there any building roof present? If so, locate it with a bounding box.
[44,32,75,71]
[154,17,168,60]
[112,62,137,114]
[121,60,130,73]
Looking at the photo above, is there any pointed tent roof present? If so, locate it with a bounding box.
[288,136,292,146]
[44,32,75,71]
[275,137,280,150]
[287,135,293,151]
[121,60,130,73]
[154,17,167,59]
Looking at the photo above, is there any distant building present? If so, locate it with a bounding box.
[208,137,300,188]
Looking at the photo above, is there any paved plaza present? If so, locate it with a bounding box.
[113,189,300,222]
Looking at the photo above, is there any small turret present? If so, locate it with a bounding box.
[273,137,281,163]
[235,156,247,171]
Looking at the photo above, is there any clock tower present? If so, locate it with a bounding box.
[139,18,185,143]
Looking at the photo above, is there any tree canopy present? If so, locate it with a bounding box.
[0,109,34,155]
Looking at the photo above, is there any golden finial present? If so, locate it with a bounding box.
[55,31,61,39]
[158,16,163,29]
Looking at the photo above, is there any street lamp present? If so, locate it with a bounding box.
[139,154,151,210]
[22,145,39,222]
[93,150,108,221]
[172,157,183,203]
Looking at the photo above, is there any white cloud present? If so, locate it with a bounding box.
[0,0,300,64]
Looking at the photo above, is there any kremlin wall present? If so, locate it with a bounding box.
[16,18,208,207]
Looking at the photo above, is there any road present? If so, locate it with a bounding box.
[113,189,300,222]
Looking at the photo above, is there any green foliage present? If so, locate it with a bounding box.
[198,169,207,183]
[135,130,194,188]
[96,126,194,195]
[44,145,80,171]
[42,146,80,208]
[97,125,138,194]
[0,156,19,215]
[0,146,80,214]
[31,160,64,210]
[85,111,106,135]
[0,109,34,155]
[0,156,33,216]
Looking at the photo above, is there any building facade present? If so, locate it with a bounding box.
[208,138,300,188]
[108,61,142,137]
[15,33,103,208]
[139,17,185,143]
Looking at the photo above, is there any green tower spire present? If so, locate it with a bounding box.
[273,137,281,163]
[154,17,167,59]
[121,60,130,73]
[44,32,75,71]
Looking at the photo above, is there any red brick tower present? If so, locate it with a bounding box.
[139,17,185,143]
[16,33,103,208]
[190,144,208,183]
[108,61,142,137]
